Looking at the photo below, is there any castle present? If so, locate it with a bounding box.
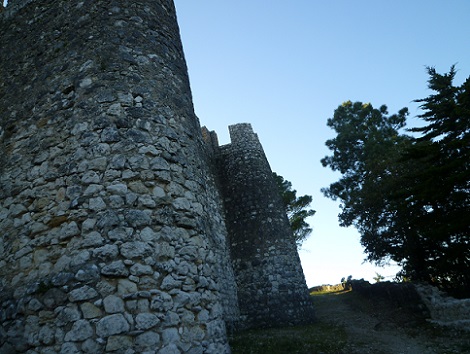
[0,1,314,353]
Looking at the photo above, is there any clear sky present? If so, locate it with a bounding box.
[174,1,470,287]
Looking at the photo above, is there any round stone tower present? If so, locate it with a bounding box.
[0,0,238,353]
[217,124,315,329]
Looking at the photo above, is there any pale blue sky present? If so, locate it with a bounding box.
[174,1,470,286]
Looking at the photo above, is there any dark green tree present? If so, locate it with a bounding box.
[273,172,316,248]
[320,101,411,262]
[321,68,470,296]
[402,66,470,295]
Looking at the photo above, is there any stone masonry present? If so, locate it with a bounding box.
[0,0,314,353]
[204,124,315,329]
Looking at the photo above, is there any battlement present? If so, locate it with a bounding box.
[228,123,259,145]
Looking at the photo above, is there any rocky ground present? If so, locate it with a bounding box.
[313,290,470,354]
[230,288,470,353]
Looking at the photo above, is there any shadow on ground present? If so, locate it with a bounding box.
[230,287,470,354]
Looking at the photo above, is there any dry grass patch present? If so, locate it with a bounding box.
[229,323,347,354]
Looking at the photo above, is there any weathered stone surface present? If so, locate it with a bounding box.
[57,305,82,325]
[82,338,102,353]
[106,335,133,352]
[101,261,129,277]
[130,263,154,276]
[60,342,81,354]
[28,298,44,311]
[89,197,107,211]
[93,244,119,260]
[82,171,100,184]
[117,279,138,295]
[135,331,161,350]
[157,243,176,259]
[60,221,80,240]
[153,186,166,199]
[124,210,152,227]
[107,183,128,195]
[64,319,94,341]
[120,242,153,259]
[128,181,149,194]
[162,328,180,346]
[160,275,182,291]
[96,280,117,298]
[75,264,100,282]
[150,291,173,312]
[182,326,205,343]
[70,251,91,267]
[158,344,181,354]
[38,325,55,345]
[96,314,130,337]
[81,302,103,319]
[108,228,131,241]
[80,231,104,247]
[103,295,125,314]
[69,286,99,302]
[136,313,160,330]
[140,227,160,242]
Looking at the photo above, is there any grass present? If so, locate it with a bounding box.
[229,322,347,354]
[310,289,350,296]
[229,288,348,353]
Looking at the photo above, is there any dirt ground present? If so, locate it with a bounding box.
[313,290,470,354]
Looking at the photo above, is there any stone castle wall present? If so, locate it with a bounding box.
[209,124,315,329]
[0,0,237,352]
[0,0,313,353]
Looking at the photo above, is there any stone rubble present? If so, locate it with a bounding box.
[415,284,470,331]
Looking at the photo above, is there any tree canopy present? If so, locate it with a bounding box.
[273,172,316,249]
[321,67,470,297]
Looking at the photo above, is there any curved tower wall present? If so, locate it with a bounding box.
[216,124,315,329]
[0,0,237,353]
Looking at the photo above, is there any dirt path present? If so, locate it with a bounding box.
[230,289,469,353]
[313,291,440,354]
